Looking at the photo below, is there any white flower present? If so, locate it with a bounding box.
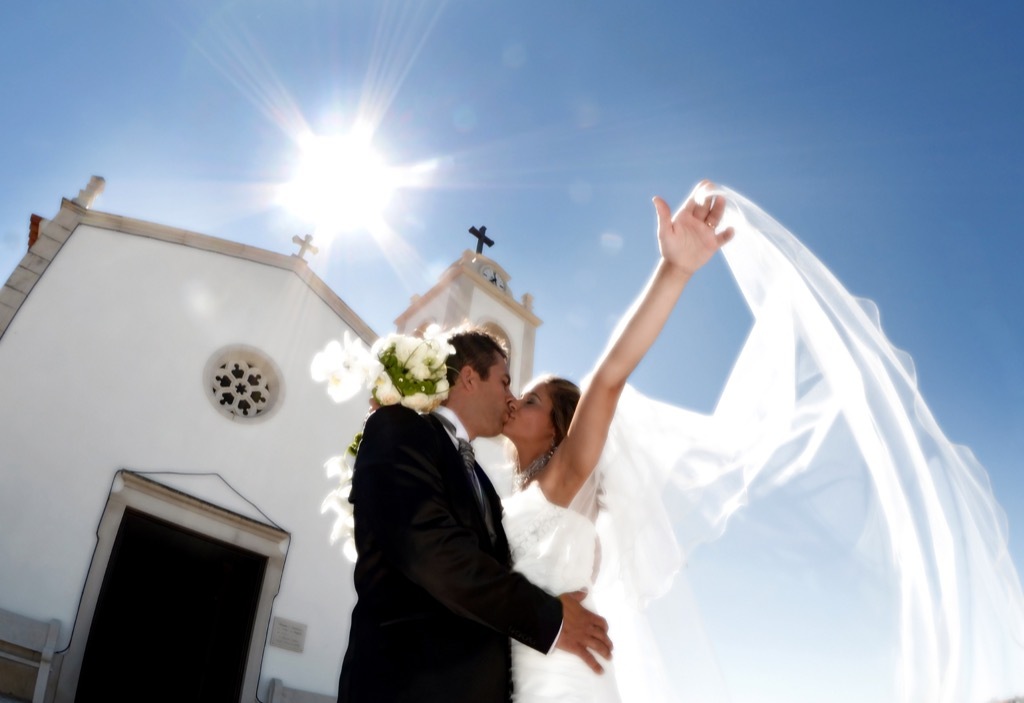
[374,374,401,406]
[342,538,358,562]
[322,455,358,562]
[397,335,425,364]
[422,324,456,355]
[371,332,400,359]
[311,332,377,403]
[310,340,345,380]
[406,339,428,362]
[400,392,432,412]
[324,454,354,484]
[407,360,431,381]
[324,455,344,477]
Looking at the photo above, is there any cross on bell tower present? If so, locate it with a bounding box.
[468,225,493,254]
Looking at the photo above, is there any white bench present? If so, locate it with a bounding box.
[0,608,59,703]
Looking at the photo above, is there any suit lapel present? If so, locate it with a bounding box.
[427,416,498,549]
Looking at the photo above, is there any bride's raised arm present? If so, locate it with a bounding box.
[539,181,734,506]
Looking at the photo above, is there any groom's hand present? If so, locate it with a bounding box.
[555,591,612,673]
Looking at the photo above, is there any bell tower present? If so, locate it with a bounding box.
[394,229,540,393]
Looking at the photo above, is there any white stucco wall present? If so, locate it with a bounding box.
[0,224,368,696]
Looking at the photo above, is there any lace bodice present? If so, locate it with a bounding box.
[503,482,598,595]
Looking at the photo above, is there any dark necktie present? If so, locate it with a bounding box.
[433,414,496,543]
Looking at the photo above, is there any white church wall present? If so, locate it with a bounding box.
[0,224,366,696]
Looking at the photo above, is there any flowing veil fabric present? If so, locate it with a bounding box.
[585,186,1024,703]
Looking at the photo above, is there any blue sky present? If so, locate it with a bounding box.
[2,0,1022,697]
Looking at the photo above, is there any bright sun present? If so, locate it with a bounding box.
[279,130,397,234]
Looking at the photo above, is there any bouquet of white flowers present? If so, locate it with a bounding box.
[311,325,456,561]
[367,328,454,412]
[311,325,455,411]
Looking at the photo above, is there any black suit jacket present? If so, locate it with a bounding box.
[338,405,563,703]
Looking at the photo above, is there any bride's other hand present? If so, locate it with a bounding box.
[654,179,734,275]
[554,591,612,673]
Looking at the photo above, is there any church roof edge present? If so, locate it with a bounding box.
[0,198,377,344]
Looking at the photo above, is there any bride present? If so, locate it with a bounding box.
[499,182,1024,703]
[501,180,733,702]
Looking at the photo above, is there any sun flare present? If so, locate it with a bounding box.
[279,130,397,234]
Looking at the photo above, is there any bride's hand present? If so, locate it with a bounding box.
[654,179,734,275]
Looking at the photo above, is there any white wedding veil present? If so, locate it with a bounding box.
[587,186,1024,703]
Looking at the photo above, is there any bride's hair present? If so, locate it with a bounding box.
[506,375,581,470]
[533,375,581,447]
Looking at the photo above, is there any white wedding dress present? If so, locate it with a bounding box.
[503,480,619,703]
[499,186,1024,703]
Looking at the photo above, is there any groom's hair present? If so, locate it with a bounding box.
[445,325,508,385]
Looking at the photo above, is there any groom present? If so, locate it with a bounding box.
[338,326,611,703]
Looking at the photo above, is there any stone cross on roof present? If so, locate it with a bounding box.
[291,234,319,261]
[468,225,493,254]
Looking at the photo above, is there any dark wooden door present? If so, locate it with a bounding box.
[76,509,266,702]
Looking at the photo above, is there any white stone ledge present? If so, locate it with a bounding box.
[0,300,16,330]
[19,252,51,275]
[50,206,80,233]
[6,267,40,295]
[39,220,73,245]
[0,286,27,310]
[28,234,63,261]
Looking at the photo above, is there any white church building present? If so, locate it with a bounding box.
[0,177,540,702]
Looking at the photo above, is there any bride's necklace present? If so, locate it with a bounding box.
[515,448,554,491]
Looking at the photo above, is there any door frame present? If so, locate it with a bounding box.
[56,470,289,703]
